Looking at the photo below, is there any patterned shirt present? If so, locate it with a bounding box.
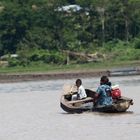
[96,84,113,106]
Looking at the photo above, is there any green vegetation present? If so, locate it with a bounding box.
[0,0,140,73]
[0,59,140,74]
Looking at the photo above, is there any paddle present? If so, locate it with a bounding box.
[62,84,77,95]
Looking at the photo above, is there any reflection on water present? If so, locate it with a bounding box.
[0,75,140,140]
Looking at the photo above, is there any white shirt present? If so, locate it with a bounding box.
[77,85,87,99]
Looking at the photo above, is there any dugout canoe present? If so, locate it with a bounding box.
[60,89,133,113]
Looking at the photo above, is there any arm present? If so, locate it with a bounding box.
[93,86,101,103]
[93,93,99,104]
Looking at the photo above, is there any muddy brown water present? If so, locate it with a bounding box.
[0,76,139,140]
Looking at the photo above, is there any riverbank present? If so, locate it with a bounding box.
[0,70,109,83]
[0,66,140,83]
[0,60,140,83]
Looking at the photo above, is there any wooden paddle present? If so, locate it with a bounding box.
[62,84,77,95]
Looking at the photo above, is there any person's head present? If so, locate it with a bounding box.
[75,79,82,87]
[100,75,109,85]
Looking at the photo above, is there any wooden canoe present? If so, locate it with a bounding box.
[60,89,133,113]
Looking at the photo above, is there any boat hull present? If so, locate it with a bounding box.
[93,96,133,113]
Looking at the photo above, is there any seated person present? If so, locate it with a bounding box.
[72,79,87,100]
[94,76,113,107]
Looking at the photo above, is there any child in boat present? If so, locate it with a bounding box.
[72,79,87,100]
[94,75,113,107]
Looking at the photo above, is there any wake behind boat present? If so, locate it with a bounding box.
[60,86,133,113]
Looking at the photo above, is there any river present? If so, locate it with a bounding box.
[0,75,140,140]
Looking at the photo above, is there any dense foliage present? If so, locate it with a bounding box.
[0,0,140,66]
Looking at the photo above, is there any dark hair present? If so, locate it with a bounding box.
[100,76,109,85]
[76,79,82,85]
[107,81,112,86]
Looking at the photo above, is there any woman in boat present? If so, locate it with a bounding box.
[94,76,113,107]
[72,79,87,100]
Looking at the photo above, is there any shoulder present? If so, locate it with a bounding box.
[97,85,106,90]
[79,85,84,89]
[100,84,111,89]
[96,84,110,92]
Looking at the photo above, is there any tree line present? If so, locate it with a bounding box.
[0,0,140,66]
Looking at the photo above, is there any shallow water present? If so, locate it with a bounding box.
[0,76,140,140]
